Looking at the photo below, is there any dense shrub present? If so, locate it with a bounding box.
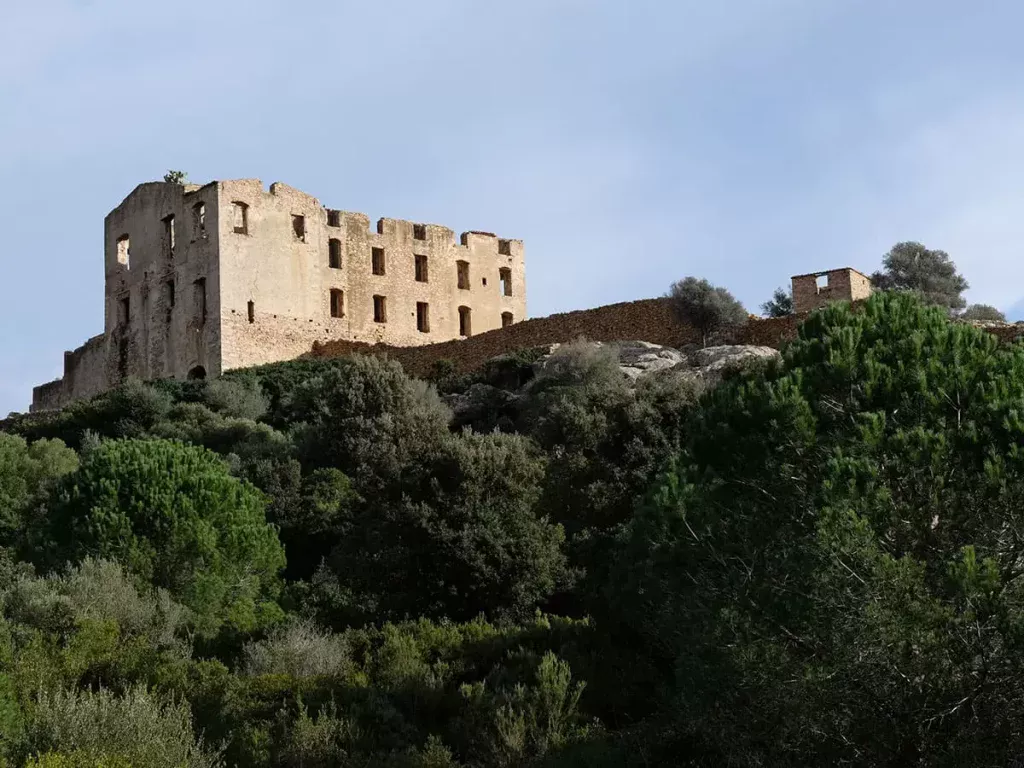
[31,439,285,634]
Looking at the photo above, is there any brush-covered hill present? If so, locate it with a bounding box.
[4,293,1024,766]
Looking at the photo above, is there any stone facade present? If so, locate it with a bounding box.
[791,267,872,314]
[31,179,526,411]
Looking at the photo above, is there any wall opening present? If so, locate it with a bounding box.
[327,209,341,227]
[499,267,512,296]
[816,273,829,290]
[192,203,205,239]
[292,214,306,242]
[165,280,175,309]
[373,295,387,323]
[501,311,513,327]
[118,295,130,326]
[330,289,345,318]
[329,239,342,269]
[232,201,249,234]
[247,300,255,324]
[372,247,386,275]
[413,223,427,240]
[188,366,207,381]
[193,278,207,325]
[458,305,471,336]
[116,235,130,269]
[414,254,428,282]
[498,239,512,256]
[162,215,175,253]
[482,277,488,286]
[416,302,430,332]
[457,260,470,290]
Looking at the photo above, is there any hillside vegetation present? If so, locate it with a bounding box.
[4,292,1024,766]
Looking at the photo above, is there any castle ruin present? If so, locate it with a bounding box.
[31,179,526,411]
[791,267,871,314]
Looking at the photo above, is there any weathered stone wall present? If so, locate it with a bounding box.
[308,298,804,377]
[217,180,526,372]
[792,268,872,314]
[30,334,108,412]
[29,178,526,409]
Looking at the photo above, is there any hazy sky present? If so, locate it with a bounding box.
[2,0,1023,415]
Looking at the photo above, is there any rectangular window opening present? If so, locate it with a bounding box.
[327,209,341,227]
[162,215,175,252]
[502,311,514,328]
[292,214,306,242]
[118,295,130,326]
[499,267,512,297]
[165,280,175,308]
[458,305,472,337]
[498,239,512,256]
[194,278,207,324]
[233,201,249,235]
[329,239,342,269]
[372,247,386,275]
[416,301,430,333]
[247,300,255,324]
[414,254,428,283]
[457,260,470,290]
[816,273,829,290]
[330,289,345,318]
[192,202,206,239]
[413,223,427,240]
[373,295,387,323]
[116,235,130,269]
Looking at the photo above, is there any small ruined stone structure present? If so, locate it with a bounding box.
[31,179,526,411]
[791,267,872,314]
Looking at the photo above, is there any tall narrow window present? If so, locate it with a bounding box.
[327,209,341,227]
[372,247,386,275]
[194,278,207,324]
[499,267,512,296]
[118,295,130,326]
[416,302,430,333]
[193,203,206,239]
[116,235,130,269]
[165,280,175,308]
[414,254,428,282]
[163,215,175,252]
[502,311,513,328]
[292,214,306,242]
[330,289,344,318]
[247,300,255,324]
[233,201,249,235]
[458,305,471,336]
[373,295,387,323]
[329,239,342,269]
[413,223,427,240]
[457,260,470,290]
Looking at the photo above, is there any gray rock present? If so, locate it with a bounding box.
[673,345,780,387]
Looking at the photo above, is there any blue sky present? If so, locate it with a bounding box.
[2,0,1024,415]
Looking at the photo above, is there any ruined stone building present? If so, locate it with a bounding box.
[791,267,872,314]
[31,179,526,411]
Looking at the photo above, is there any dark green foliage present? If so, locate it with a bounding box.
[318,431,566,625]
[760,285,793,317]
[610,292,1024,764]
[870,240,969,310]
[961,302,1006,322]
[0,434,78,541]
[283,355,452,485]
[31,439,285,634]
[9,286,1024,765]
[668,277,748,346]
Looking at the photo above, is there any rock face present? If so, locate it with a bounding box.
[531,341,779,386]
[680,345,780,386]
